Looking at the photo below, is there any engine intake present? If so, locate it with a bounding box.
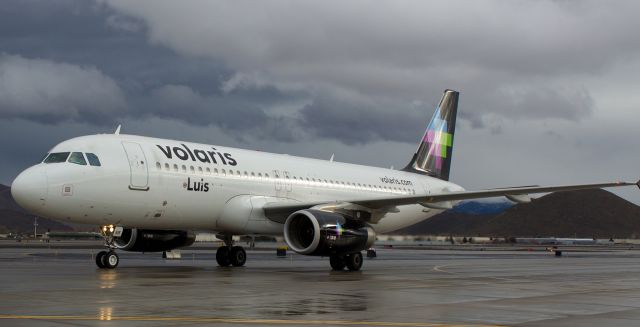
[283,210,375,256]
[114,229,196,252]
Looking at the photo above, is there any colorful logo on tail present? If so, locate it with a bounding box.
[422,107,453,172]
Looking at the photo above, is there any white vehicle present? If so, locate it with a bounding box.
[11,90,637,271]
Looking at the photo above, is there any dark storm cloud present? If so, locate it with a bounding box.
[0,0,230,94]
[103,0,640,131]
[0,53,127,124]
[0,0,620,144]
[298,96,428,144]
[457,85,595,131]
[1,0,640,207]
[0,0,304,134]
[139,84,269,130]
[497,87,594,121]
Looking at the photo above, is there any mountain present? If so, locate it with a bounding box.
[0,184,73,234]
[450,200,513,215]
[474,189,640,238]
[397,189,640,238]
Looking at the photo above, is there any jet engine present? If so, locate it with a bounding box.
[114,229,196,252]
[283,209,375,256]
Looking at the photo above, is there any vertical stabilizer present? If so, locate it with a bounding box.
[402,89,459,180]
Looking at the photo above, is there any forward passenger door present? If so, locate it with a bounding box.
[122,141,149,191]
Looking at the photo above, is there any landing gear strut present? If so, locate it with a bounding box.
[330,252,363,271]
[215,234,246,267]
[96,225,119,269]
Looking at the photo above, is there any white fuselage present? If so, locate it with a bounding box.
[12,134,465,234]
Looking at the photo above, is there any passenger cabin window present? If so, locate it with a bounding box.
[44,152,70,164]
[68,152,87,165]
[86,153,101,166]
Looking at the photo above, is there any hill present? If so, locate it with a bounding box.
[0,184,73,234]
[398,189,640,238]
[450,200,513,215]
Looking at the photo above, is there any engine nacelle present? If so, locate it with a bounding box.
[114,229,196,252]
[283,210,376,256]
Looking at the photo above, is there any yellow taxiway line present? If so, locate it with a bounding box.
[0,314,501,327]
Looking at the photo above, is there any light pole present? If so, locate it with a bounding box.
[33,217,38,239]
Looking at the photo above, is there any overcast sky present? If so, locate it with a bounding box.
[1,0,639,203]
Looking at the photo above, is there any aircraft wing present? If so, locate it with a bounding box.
[263,180,638,223]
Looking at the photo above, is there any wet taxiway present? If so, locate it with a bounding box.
[1,245,640,326]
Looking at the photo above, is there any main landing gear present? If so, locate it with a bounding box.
[330,252,363,271]
[96,225,119,269]
[215,234,246,267]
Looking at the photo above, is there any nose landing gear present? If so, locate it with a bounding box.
[96,225,119,269]
[215,234,247,267]
[96,250,119,269]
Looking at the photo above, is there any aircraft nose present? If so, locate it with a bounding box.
[11,166,48,214]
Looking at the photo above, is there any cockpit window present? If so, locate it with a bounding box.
[68,152,87,165]
[43,152,70,163]
[86,153,101,167]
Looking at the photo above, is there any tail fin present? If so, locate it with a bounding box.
[402,89,459,180]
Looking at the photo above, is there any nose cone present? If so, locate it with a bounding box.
[11,166,48,214]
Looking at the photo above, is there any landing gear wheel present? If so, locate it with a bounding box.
[103,251,119,269]
[330,255,346,271]
[345,252,363,271]
[230,246,246,267]
[96,251,108,268]
[216,246,231,267]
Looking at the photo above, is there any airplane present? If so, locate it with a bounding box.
[10,89,638,271]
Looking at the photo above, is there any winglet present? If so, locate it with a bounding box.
[637,179,640,189]
[329,154,334,162]
[114,124,121,135]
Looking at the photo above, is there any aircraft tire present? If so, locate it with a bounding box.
[95,251,107,268]
[104,251,119,269]
[230,246,246,267]
[216,246,231,267]
[345,252,363,271]
[329,255,346,271]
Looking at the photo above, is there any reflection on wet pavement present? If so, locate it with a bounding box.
[1,248,640,326]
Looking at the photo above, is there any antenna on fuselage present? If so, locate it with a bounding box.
[114,124,121,135]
